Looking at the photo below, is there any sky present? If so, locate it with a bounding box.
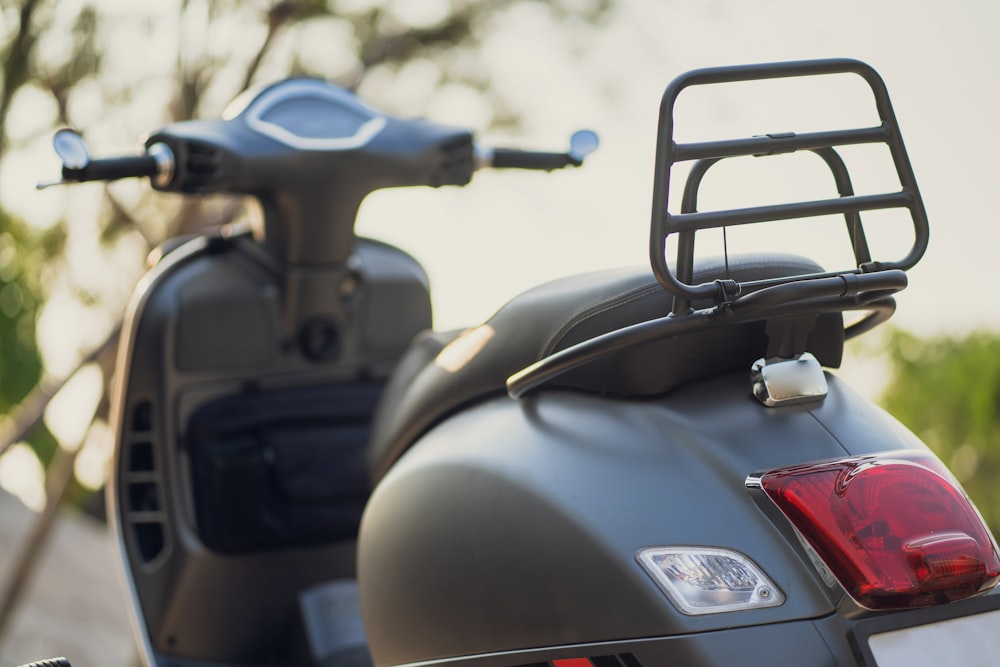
[360,0,1000,339]
[10,0,1000,339]
[3,0,1000,508]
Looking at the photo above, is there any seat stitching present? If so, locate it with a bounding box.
[542,281,664,355]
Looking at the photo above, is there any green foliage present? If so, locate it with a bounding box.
[880,329,1000,536]
[0,210,63,466]
[0,214,47,409]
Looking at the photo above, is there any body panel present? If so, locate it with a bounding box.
[359,371,934,665]
[109,232,431,664]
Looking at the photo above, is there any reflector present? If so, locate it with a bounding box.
[754,451,1000,610]
[636,546,784,615]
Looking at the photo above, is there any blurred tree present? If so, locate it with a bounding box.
[0,212,63,464]
[0,0,616,505]
[0,0,65,485]
[880,329,1000,536]
[0,0,615,638]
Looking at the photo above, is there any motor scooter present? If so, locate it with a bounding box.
[33,58,1000,667]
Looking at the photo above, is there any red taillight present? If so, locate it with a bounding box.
[756,451,1000,610]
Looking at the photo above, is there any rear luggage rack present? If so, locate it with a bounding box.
[507,59,923,398]
[649,58,929,312]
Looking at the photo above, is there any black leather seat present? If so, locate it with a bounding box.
[367,254,844,481]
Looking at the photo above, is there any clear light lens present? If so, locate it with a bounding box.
[636,546,785,615]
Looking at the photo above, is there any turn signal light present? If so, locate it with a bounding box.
[753,451,1000,610]
[636,546,784,614]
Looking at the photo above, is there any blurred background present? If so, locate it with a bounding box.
[0,0,998,664]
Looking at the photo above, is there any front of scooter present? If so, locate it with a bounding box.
[357,60,1000,667]
[40,80,598,667]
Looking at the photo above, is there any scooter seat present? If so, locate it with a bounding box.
[367,253,844,481]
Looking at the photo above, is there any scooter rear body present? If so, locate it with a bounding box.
[354,250,1000,666]
[361,371,1000,666]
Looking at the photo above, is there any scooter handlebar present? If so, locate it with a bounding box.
[39,89,597,267]
[477,129,599,171]
[38,129,174,190]
[63,154,158,183]
[484,148,581,170]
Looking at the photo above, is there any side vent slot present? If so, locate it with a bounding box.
[122,398,168,566]
[181,141,223,192]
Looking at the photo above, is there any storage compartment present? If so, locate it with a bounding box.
[186,382,381,552]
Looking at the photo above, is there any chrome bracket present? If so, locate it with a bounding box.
[751,352,828,407]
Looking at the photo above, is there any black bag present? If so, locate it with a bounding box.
[186,381,381,552]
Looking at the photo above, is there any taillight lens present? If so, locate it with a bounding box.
[756,451,1000,610]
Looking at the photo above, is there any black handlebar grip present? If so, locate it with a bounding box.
[490,148,577,170]
[65,155,158,183]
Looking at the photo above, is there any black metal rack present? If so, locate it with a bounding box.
[649,58,929,313]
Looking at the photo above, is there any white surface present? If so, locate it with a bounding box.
[869,608,1000,667]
